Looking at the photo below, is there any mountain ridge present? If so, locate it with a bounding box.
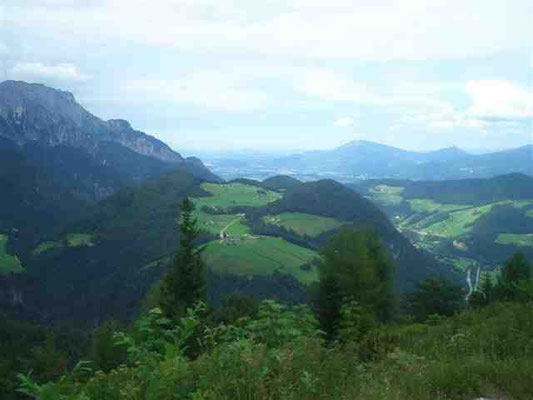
[0,80,187,164]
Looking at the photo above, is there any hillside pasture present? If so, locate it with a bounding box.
[407,199,469,214]
[33,233,95,255]
[196,212,250,236]
[0,234,24,274]
[262,212,344,237]
[65,233,94,247]
[194,183,282,211]
[423,203,499,238]
[202,236,319,283]
[495,233,533,247]
[369,184,404,205]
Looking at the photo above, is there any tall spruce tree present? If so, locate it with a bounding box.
[316,229,394,342]
[502,252,531,284]
[158,197,205,320]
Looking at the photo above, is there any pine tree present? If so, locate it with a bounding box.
[480,273,494,303]
[316,229,394,342]
[502,252,531,284]
[498,252,532,301]
[158,197,206,320]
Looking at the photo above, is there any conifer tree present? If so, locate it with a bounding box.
[316,229,394,342]
[158,197,205,320]
[502,252,531,284]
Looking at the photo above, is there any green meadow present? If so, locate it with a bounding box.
[369,184,405,205]
[202,236,319,283]
[196,212,250,236]
[0,234,24,274]
[407,199,469,214]
[423,203,498,238]
[263,212,344,237]
[194,182,282,210]
[33,233,95,255]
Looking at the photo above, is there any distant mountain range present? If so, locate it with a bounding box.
[204,140,532,182]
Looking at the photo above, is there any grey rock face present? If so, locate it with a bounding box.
[0,80,183,163]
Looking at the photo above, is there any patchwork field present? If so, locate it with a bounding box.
[263,212,344,237]
[194,182,282,211]
[202,236,319,283]
[495,234,533,247]
[0,234,24,274]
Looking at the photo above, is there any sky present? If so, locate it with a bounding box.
[0,0,532,154]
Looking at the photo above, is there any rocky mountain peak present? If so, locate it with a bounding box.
[107,119,132,131]
[0,80,184,163]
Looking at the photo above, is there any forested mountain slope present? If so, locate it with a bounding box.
[349,174,533,274]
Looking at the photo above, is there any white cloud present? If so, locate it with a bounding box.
[292,68,453,113]
[121,72,269,111]
[5,0,531,61]
[466,80,533,119]
[9,62,91,82]
[334,117,355,127]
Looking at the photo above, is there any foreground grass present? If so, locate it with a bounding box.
[0,234,24,274]
[24,301,533,400]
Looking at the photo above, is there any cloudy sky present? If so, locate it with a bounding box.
[1,0,531,153]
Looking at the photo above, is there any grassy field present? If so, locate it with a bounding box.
[368,185,404,206]
[495,233,533,247]
[33,233,95,255]
[423,203,498,238]
[0,234,24,274]
[196,212,250,236]
[33,241,62,255]
[65,233,94,247]
[202,236,319,283]
[263,212,344,237]
[407,199,469,214]
[527,209,533,218]
[194,183,282,211]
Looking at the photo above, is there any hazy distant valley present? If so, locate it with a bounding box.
[200,141,533,183]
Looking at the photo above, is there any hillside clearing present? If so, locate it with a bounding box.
[202,236,319,283]
[196,212,249,236]
[495,233,533,247]
[0,234,24,274]
[263,212,345,237]
[194,182,282,211]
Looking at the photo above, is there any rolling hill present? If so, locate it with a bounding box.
[1,174,446,326]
